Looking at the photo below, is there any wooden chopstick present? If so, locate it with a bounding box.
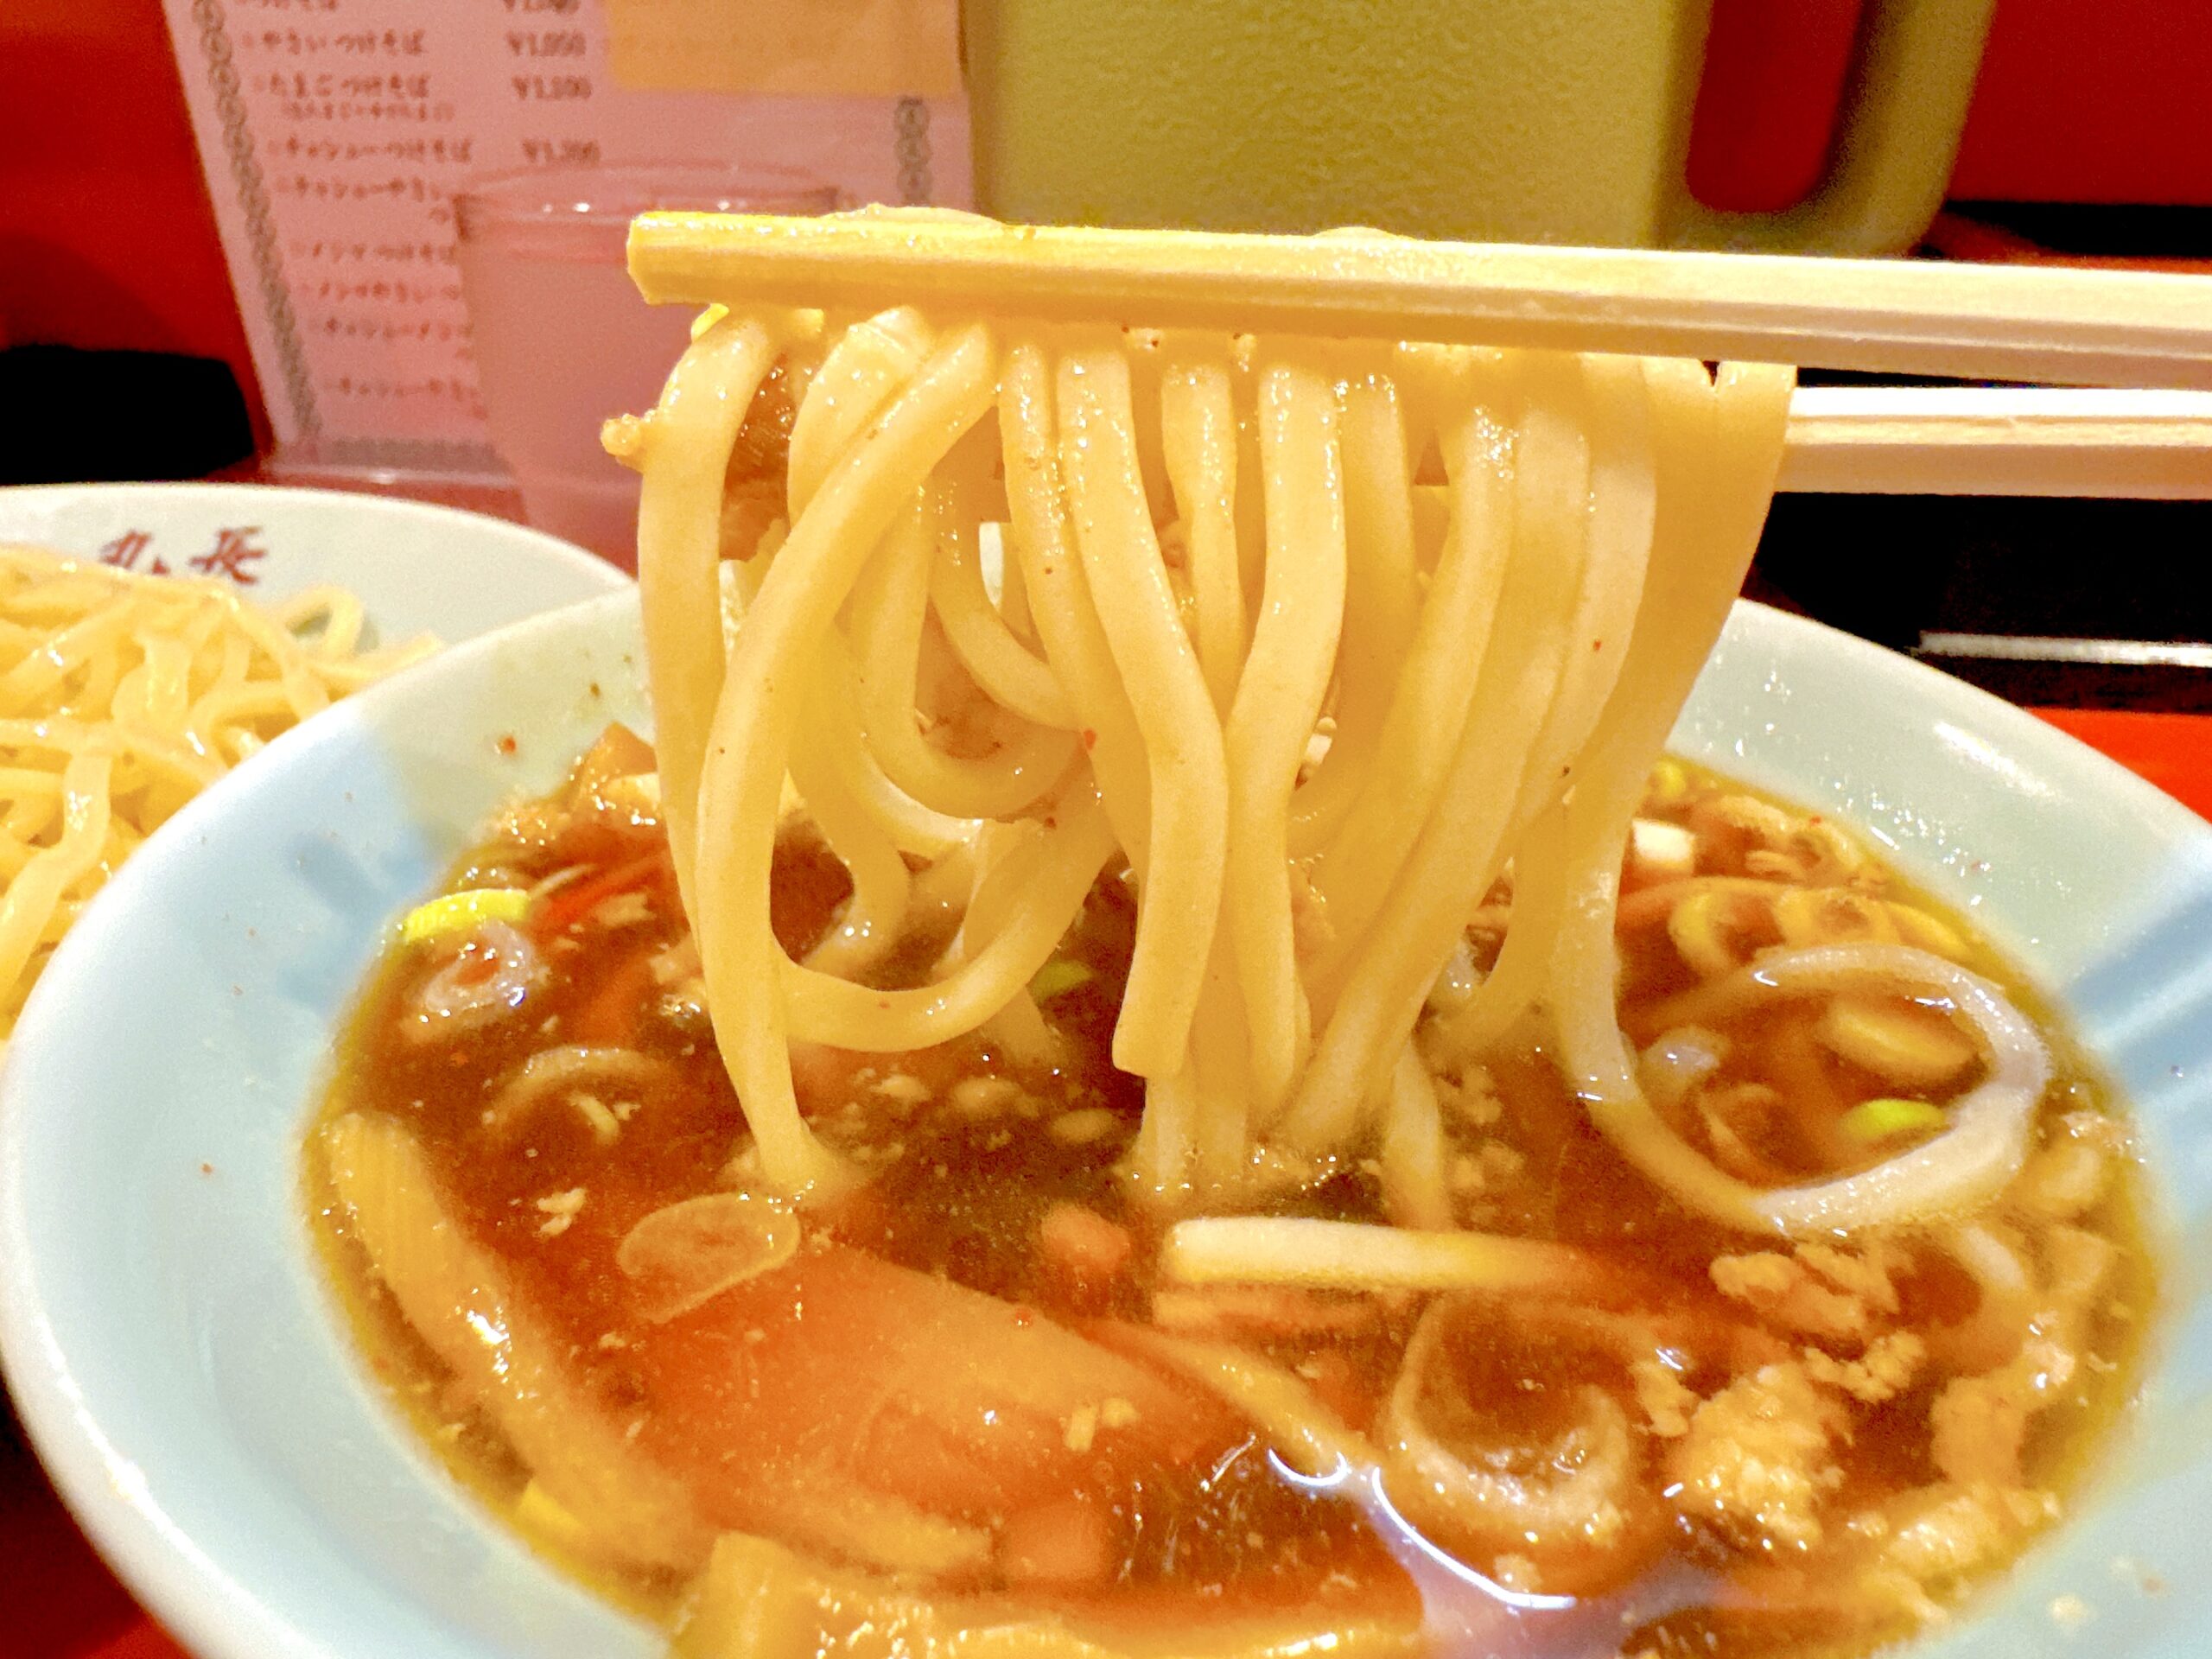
[628,213,2212,391]
[1782,388,2212,497]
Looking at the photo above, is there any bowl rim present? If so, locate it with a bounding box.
[2,590,2207,1659]
[0,591,641,1659]
[0,480,624,589]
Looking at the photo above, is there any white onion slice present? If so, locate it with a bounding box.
[1587,943,2049,1236]
[406,919,545,1040]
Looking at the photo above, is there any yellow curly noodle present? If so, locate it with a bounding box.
[0,544,434,1041]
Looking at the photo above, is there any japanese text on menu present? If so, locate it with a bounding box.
[163,0,966,462]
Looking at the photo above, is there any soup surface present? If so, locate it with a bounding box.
[309,735,2150,1659]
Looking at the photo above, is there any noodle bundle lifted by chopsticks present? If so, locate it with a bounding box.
[0,544,434,1039]
[609,252,1806,1214]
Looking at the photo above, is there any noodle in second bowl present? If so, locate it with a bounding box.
[0,543,434,1039]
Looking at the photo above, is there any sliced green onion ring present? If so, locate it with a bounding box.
[401,887,531,944]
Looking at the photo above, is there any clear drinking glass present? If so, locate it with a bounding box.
[455,164,842,568]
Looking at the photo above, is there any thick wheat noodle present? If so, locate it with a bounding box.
[1545,359,1731,795]
[951,817,1047,951]
[690,322,998,1194]
[1223,355,1346,1121]
[778,799,1116,1051]
[632,311,788,917]
[1110,1327,1380,1482]
[784,679,912,979]
[1284,363,1432,857]
[1163,1215,1602,1294]
[1491,363,1707,978]
[0,799,50,847]
[785,306,931,514]
[1465,361,1724,1084]
[1434,356,1660,1058]
[287,655,393,696]
[1380,1039,1452,1230]
[1278,361,1594,1152]
[1056,343,1228,1078]
[1518,365,1764,953]
[1106,340,1179,537]
[848,493,1075,820]
[1230,397,1269,647]
[1129,1050,1200,1196]
[190,684,303,760]
[1507,358,1650,822]
[926,429,1077,730]
[1159,353,1246,715]
[181,632,255,758]
[995,533,1038,645]
[801,632,974,860]
[1185,930,1254,1191]
[1562,942,2049,1233]
[73,638,126,718]
[997,344,1153,863]
[927,518,1077,732]
[1475,352,1598,838]
[977,989,1060,1071]
[932,815,1064,1072]
[166,606,233,694]
[1437,804,1573,1063]
[1300,364,1518,978]
[1326,357,1585,1008]
[1383,1300,1638,1548]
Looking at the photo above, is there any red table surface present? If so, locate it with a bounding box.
[2031,709,2212,823]
[3,710,2205,1659]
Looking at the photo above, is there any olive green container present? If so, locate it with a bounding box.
[963,0,1993,253]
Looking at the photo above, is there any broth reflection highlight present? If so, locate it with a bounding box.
[310,744,2147,1659]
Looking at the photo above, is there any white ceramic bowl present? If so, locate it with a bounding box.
[0,482,627,645]
[3,593,2209,1659]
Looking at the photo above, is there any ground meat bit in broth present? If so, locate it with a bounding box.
[1709,1244,1904,1344]
[1669,1363,1847,1554]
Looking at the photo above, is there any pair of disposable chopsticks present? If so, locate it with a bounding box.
[627,213,2212,499]
[1780,387,2212,497]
